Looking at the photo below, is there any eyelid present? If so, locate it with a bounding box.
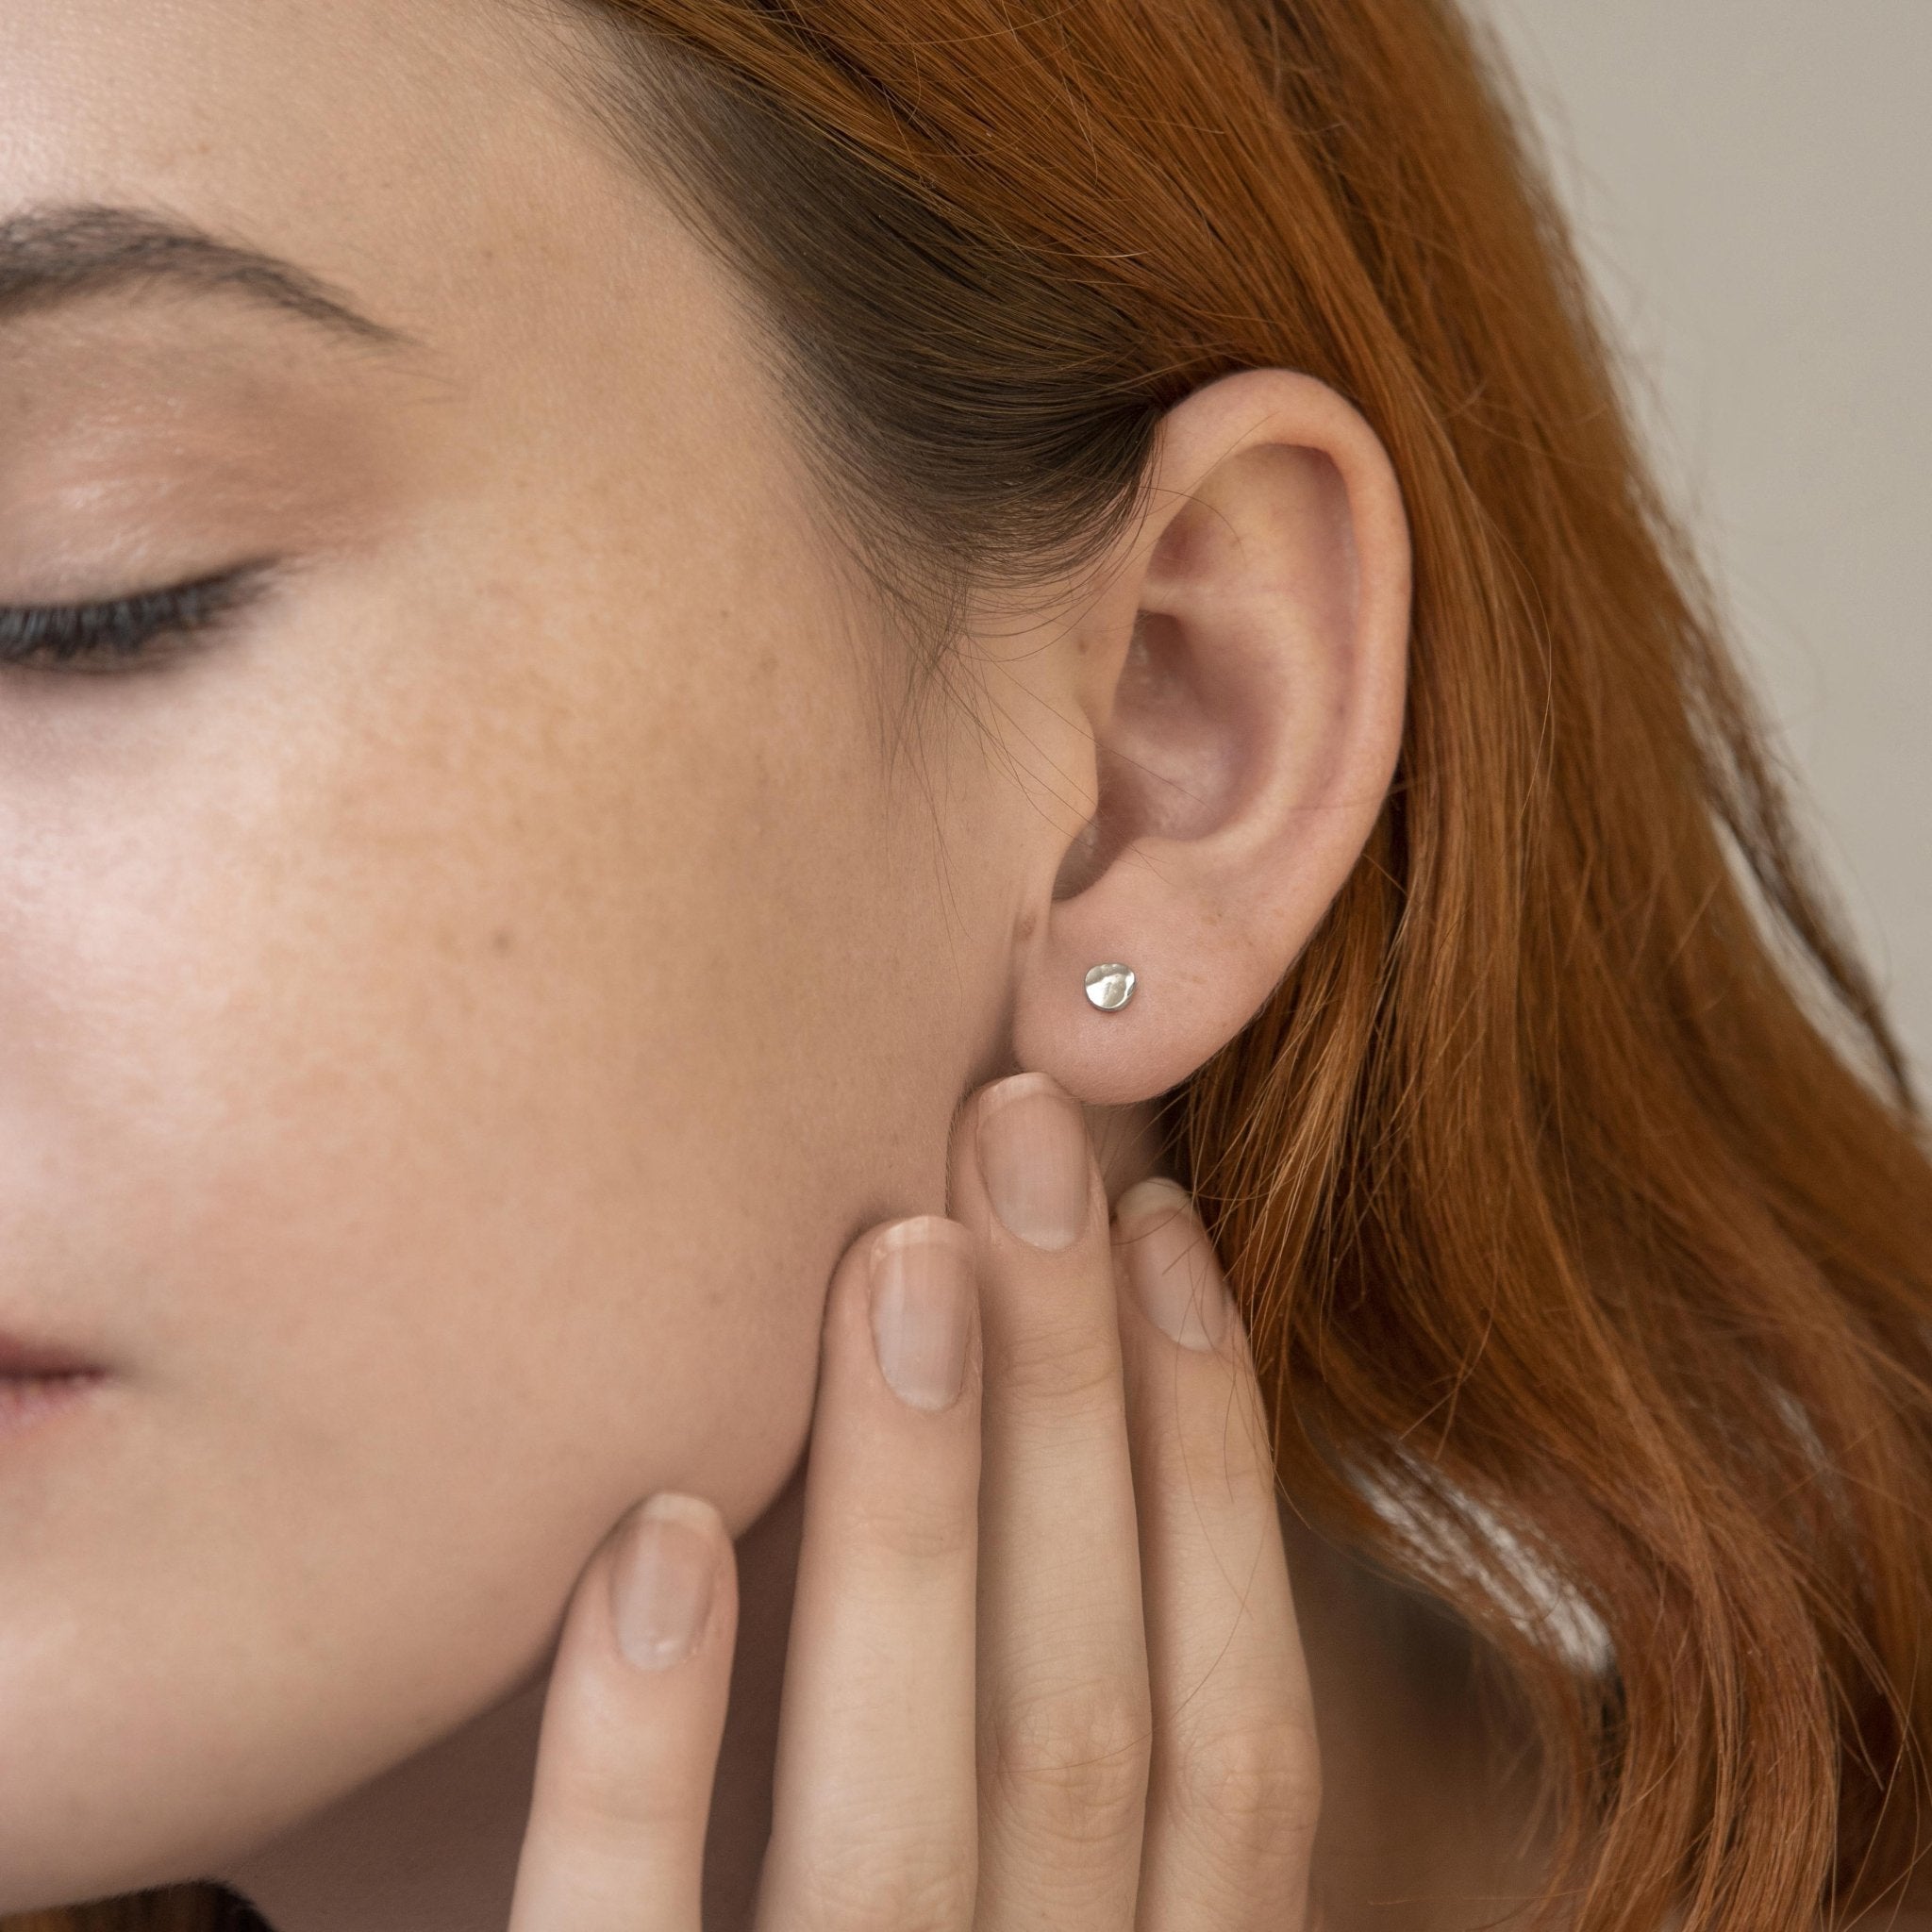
[0,557,279,674]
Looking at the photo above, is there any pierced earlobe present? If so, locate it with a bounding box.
[1083,962,1138,1012]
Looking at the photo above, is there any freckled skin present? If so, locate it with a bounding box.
[0,0,1053,1903]
[0,0,1433,1918]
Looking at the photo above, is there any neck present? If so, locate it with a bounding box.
[222,1461,808,1932]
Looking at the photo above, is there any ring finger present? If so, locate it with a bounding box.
[949,1073,1153,1930]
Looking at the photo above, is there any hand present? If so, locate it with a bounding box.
[506,1072,1321,1929]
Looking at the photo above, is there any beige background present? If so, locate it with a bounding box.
[1463,2,1930,1079]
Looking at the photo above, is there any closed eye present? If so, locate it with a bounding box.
[0,559,277,674]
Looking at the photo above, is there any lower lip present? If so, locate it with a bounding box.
[0,1373,105,1438]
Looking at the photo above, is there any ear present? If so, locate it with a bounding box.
[1007,366,1410,1106]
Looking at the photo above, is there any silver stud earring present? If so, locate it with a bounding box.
[1084,962,1138,1012]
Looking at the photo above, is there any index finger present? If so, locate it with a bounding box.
[507,1491,738,1932]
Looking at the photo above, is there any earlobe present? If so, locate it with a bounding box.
[1010,367,1411,1106]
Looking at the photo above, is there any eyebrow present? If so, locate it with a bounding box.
[0,202,425,353]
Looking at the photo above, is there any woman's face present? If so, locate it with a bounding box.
[0,0,1046,1899]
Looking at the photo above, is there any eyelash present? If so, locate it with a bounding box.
[0,561,275,672]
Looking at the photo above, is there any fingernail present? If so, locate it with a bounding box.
[608,1493,717,1671]
[1115,1179,1228,1352]
[870,1217,976,1411]
[976,1073,1091,1251]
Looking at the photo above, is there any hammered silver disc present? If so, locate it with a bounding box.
[1083,963,1137,1011]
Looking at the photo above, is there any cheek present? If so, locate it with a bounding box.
[5,610,829,1507]
[0,555,988,1895]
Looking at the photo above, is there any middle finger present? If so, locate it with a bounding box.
[950,1073,1152,1930]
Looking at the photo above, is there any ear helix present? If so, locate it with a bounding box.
[1083,962,1138,1012]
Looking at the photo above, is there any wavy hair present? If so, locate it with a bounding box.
[21,1,1932,1927]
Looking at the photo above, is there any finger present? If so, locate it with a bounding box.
[951,1073,1152,1931]
[1113,1180,1320,1930]
[755,1215,982,1931]
[508,1491,737,1932]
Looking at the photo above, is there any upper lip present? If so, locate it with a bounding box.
[0,1329,104,1378]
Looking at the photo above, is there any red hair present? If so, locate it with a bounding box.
[24,1,1932,1927]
